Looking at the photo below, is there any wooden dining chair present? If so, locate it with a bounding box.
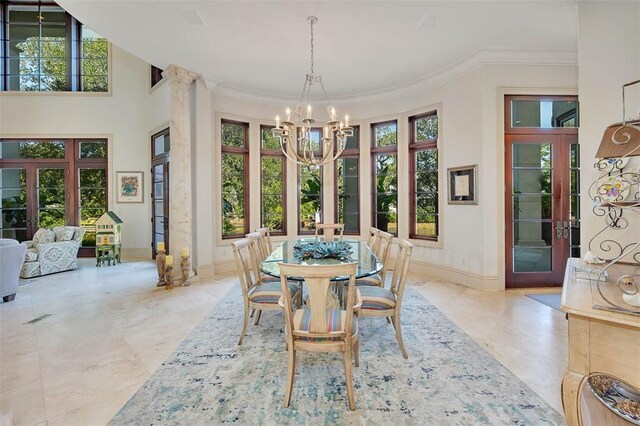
[255,227,273,253]
[231,238,301,345]
[314,223,345,241]
[245,231,279,285]
[357,238,413,358]
[246,231,269,262]
[367,227,381,254]
[278,262,361,410]
[356,230,393,287]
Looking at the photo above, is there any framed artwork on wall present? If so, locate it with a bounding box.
[447,164,478,205]
[116,171,144,203]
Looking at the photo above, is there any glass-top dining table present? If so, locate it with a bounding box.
[259,238,383,282]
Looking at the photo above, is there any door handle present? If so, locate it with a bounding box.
[555,221,563,239]
[563,220,570,240]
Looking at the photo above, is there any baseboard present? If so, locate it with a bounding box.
[213,259,235,276]
[194,264,215,279]
[409,260,502,291]
[122,248,151,259]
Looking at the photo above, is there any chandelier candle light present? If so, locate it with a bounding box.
[272,17,353,170]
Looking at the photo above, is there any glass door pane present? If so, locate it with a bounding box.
[512,143,553,273]
[37,168,66,229]
[569,143,581,258]
[78,168,107,247]
[152,163,167,252]
[0,168,28,240]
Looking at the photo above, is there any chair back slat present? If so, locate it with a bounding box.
[231,238,260,295]
[246,231,268,262]
[279,262,357,342]
[389,239,414,307]
[377,230,394,283]
[368,227,381,255]
[305,276,332,332]
[314,223,345,241]
[255,227,273,252]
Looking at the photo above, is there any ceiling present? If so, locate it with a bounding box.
[57,1,578,103]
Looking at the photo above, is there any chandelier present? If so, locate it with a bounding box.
[272,16,352,170]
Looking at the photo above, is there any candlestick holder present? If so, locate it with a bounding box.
[156,250,166,287]
[181,255,191,286]
[165,264,174,290]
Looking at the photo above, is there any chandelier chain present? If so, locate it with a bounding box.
[310,18,315,75]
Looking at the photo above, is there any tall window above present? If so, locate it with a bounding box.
[260,125,286,235]
[1,1,109,92]
[335,126,360,234]
[80,27,108,92]
[150,65,163,88]
[371,121,398,235]
[409,112,439,240]
[221,120,249,238]
[298,128,322,234]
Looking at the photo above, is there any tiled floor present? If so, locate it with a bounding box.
[0,259,567,425]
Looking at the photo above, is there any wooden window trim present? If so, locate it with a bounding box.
[151,127,170,161]
[0,138,107,255]
[150,65,163,88]
[1,2,108,92]
[260,125,287,236]
[221,119,249,239]
[297,163,322,235]
[505,95,579,135]
[409,112,439,241]
[371,120,398,236]
[296,127,323,235]
[334,125,360,235]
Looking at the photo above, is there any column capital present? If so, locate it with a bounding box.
[163,65,199,88]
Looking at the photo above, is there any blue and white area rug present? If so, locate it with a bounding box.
[111,285,565,425]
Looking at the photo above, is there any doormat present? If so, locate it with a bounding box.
[526,293,562,312]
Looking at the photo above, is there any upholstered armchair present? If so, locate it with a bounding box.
[20,226,85,278]
[0,239,27,302]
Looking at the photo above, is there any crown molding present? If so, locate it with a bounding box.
[211,48,577,106]
[203,78,218,91]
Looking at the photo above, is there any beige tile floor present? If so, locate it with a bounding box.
[0,259,568,425]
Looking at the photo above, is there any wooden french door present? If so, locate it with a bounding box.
[151,128,170,259]
[505,95,579,288]
[0,164,69,242]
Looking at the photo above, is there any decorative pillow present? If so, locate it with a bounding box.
[32,228,55,245]
[54,227,75,242]
[24,249,38,262]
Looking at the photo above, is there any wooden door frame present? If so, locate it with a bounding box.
[505,134,570,287]
[504,94,579,288]
[151,128,170,259]
[1,161,71,240]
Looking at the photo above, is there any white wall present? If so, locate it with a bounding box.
[578,2,640,264]
[0,45,170,257]
[207,63,578,290]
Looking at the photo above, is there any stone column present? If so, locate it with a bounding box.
[163,65,198,277]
